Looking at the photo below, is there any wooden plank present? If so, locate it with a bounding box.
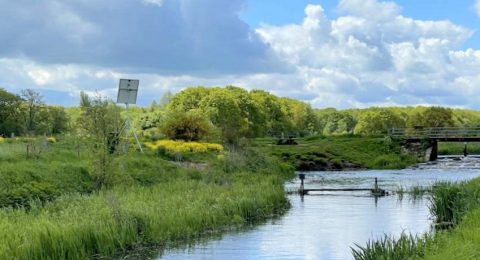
[303,188,374,192]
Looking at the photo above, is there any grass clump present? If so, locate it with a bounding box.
[429,180,480,229]
[351,233,431,260]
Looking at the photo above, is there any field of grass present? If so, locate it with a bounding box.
[0,137,294,259]
[438,142,480,155]
[251,135,417,170]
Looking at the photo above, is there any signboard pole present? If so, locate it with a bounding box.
[116,79,143,153]
[125,103,144,153]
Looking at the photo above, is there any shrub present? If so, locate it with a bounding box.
[0,137,4,144]
[161,109,216,141]
[145,140,223,154]
[47,137,56,143]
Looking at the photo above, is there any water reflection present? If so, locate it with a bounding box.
[160,168,480,260]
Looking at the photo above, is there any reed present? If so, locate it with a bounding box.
[0,174,289,259]
[351,233,431,260]
[0,137,293,259]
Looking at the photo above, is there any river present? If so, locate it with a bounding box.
[158,156,480,260]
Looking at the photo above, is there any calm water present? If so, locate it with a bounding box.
[159,157,480,260]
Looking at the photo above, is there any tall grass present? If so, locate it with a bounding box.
[0,174,288,259]
[351,233,431,260]
[429,180,480,229]
[352,178,480,259]
[0,137,294,259]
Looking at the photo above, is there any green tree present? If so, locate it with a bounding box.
[354,109,405,135]
[78,91,123,189]
[199,88,248,144]
[21,89,44,134]
[323,112,356,135]
[407,106,454,128]
[161,109,215,141]
[0,88,24,136]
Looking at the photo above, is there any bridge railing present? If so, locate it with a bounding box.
[389,127,480,139]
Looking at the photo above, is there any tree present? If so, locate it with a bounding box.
[407,106,454,128]
[0,88,23,136]
[78,91,123,189]
[323,112,356,135]
[21,89,44,134]
[199,89,248,144]
[354,109,405,135]
[161,109,215,141]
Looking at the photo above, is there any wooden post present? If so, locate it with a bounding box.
[299,173,305,195]
[375,177,378,192]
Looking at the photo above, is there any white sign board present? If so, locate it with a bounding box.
[117,79,139,104]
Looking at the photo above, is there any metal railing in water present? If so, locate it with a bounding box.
[389,127,480,139]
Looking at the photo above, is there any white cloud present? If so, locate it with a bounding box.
[255,1,480,108]
[142,0,164,7]
[475,0,480,16]
[2,0,480,109]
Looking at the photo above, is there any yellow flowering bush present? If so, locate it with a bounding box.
[0,137,4,144]
[47,137,57,143]
[145,140,223,154]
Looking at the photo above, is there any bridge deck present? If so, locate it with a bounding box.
[389,127,480,141]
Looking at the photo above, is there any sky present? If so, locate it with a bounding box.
[1,0,480,109]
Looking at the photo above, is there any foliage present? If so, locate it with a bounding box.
[0,88,24,136]
[145,140,223,154]
[354,109,405,135]
[0,136,293,259]
[423,208,480,259]
[161,109,215,141]
[0,137,4,144]
[406,106,454,128]
[351,233,431,260]
[21,89,44,134]
[429,180,480,229]
[257,136,416,170]
[78,92,123,189]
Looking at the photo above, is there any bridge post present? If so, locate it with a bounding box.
[426,140,438,161]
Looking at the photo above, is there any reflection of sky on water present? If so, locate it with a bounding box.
[160,168,480,260]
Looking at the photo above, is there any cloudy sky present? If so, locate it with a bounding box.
[1,0,480,108]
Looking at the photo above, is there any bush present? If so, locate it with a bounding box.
[145,140,223,154]
[161,109,216,141]
[0,137,4,144]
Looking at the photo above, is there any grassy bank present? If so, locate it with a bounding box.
[352,178,480,259]
[0,138,293,259]
[438,142,480,155]
[253,136,417,170]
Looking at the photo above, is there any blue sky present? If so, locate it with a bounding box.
[1,0,480,109]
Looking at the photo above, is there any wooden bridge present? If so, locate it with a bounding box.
[389,127,480,161]
[389,127,480,142]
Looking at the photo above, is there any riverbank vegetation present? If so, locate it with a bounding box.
[254,136,416,170]
[0,137,293,259]
[352,177,480,259]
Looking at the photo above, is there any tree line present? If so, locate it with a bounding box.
[2,86,480,142]
[0,88,68,137]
